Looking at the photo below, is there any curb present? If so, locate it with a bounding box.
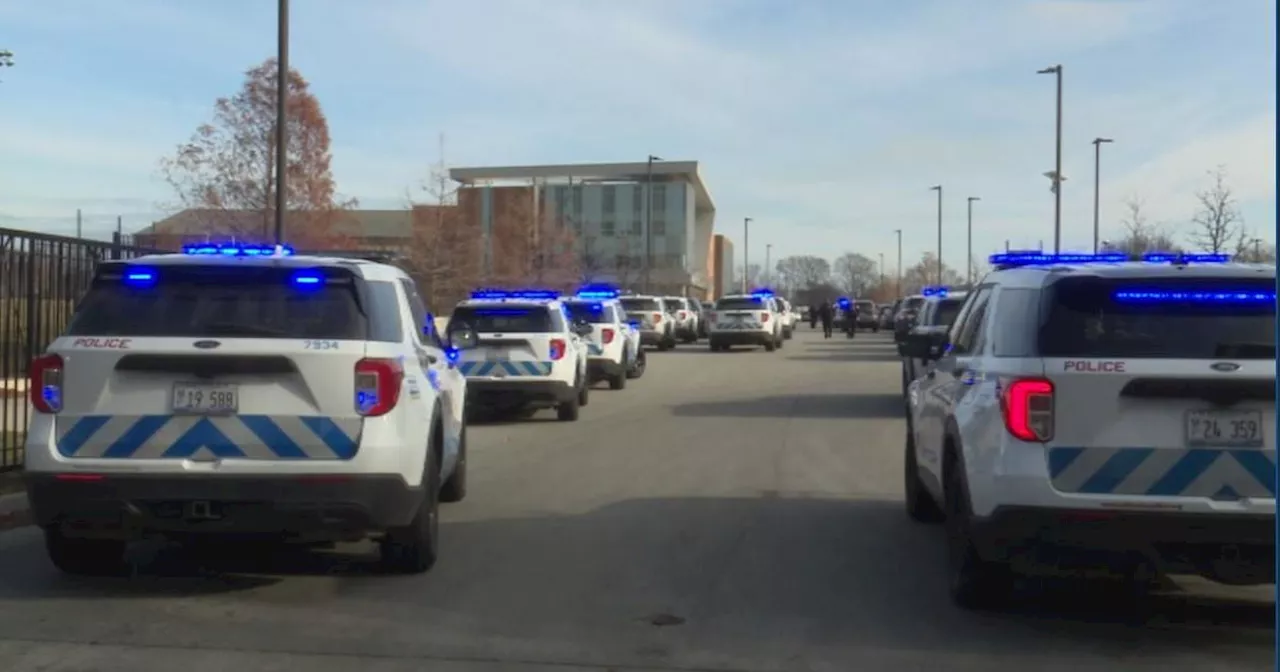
[0,491,30,531]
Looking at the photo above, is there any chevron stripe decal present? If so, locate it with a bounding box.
[1048,447,1276,499]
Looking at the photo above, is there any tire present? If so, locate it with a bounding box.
[578,377,590,406]
[783,328,793,340]
[381,427,442,574]
[658,336,674,351]
[608,358,627,390]
[44,529,128,576]
[557,378,582,421]
[439,420,468,503]
[763,339,776,352]
[626,350,646,379]
[904,424,943,523]
[944,451,1011,609]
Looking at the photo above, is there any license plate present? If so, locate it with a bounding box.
[484,350,508,362]
[172,383,239,415]
[1185,409,1265,448]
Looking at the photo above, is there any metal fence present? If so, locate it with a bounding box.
[0,227,164,472]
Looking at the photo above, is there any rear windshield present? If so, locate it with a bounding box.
[663,298,687,313]
[855,301,874,310]
[932,298,967,326]
[620,298,659,312]
[564,301,617,323]
[451,304,551,333]
[1039,276,1276,359]
[903,297,925,311]
[716,297,764,310]
[68,265,369,340]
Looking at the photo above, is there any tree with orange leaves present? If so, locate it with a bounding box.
[159,58,356,249]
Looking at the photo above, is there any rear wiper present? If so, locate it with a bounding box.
[202,322,292,337]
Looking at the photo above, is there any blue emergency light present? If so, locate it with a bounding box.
[290,270,325,290]
[922,286,949,297]
[181,243,295,257]
[988,252,1128,267]
[1113,289,1275,304]
[837,296,852,308]
[575,284,620,300]
[750,288,775,298]
[122,267,158,288]
[470,289,561,301]
[1141,252,1231,264]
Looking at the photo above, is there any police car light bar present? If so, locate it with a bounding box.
[1141,252,1231,264]
[182,243,295,257]
[574,284,620,299]
[921,286,949,297]
[469,289,560,301]
[1112,289,1275,303]
[122,268,158,287]
[749,288,775,298]
[988,252,1128,267]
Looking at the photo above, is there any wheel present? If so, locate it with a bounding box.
[440,421,467,503]
[557,376,582,421]
[626,350,647,379]
[608,358,627,390]
[763,339,776,352]
[658,335,674,351]
[381,429,442,573]
[783,328,793,340]
[578,377,590,406]
[43,529,128,576]
[873,326,879,333]
[775,335,784,349]
[904,423,943,523]
[944,453,1012,609]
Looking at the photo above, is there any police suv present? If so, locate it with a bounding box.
[663,296,700,344]
[776,297,797,339]
[563,286,645,389]
[707,291,784,352]
[898,287,968,393]
[619,295,678,351]
[901,252,1276,609]
[448,290,591,421]
[24,244,476,576]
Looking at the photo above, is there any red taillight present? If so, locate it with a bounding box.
[29,353,63,414]
[707,311,716,322]
[601,328,615,344]
[550,338,567,360]
[652,312,663,323]
[760,312,770,323]
[1001,378,1054,442]
[354,358,403,417]
[678,310,688,320]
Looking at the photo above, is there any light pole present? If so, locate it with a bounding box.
[893,229,902,297]
[1091,137,1113,253]
[742,217,752,293]
[643,154,662,293]
[1037,64,1063,253]
[966,196,980,286]
[764,243,773,288]
[273,0,290,245]
[929,185,942,285]
[878,252,885,298]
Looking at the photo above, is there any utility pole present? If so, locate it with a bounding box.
[76,209,83,239]
[742,217,752,293]
[929,185,942,285]
[643,155,661,293]
[893,228,902,297]
[764,244,772,287]
[1037,64,1064,253]
[1091,137,1113,253]
[273,0,290,245]
[966,196,980,286]
[878,252,885,298]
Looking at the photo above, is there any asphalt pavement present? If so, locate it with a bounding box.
[0,329,1272,671]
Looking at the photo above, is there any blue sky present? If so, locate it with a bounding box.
[0,0,1274,271]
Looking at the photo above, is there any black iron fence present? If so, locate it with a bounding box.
[0,227,164,472]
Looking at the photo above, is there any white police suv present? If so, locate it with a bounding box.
[901,251,1276,608]
[619,295,678,351]
[707,291,783,352]
[447,290,591,421]
[563,286,645,389]
[24,244,477,576]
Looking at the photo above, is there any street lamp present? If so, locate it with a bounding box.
[966,196,980,286]
[1037,64,1064,253]
[643,154,662,293]
[1091,137,1114,253]
[764,243,773,288]
[742,217,752,293]
[893,228,902,297]
[929,185,942,285]
[273,0,290,245]
[878,252,885,297]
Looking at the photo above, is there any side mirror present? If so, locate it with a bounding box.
[901,330,947,360]
[572,318,593,336]
[449,325,478,350]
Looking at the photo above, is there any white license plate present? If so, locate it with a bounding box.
[1185,409,1265,448]
[172,383,239,415]
[484,350,508,362]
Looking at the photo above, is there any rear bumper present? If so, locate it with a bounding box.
[973,505,1275,581]
[639,330,671,345]
[709,331,773,346]
[468,379,576,406]
[25,473,422,541]
[587,358,624,379]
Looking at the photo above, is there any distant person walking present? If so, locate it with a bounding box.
[809,303,819,330]
[818,302,834,339]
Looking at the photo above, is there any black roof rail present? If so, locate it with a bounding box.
[300,249,408,265]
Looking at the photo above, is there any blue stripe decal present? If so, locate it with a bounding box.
[1145,449,1219,496]
[1077,448,1154,494]
[458,361,552,377]
[161,418,243,458]
[1046,446,1083,478]
[56,416,111,457]
[101,414,169,458]
[1229,450,1277,495]
[239,415,308,459]
[299,416,359,459]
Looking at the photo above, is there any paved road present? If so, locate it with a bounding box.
[0,330,1272,671]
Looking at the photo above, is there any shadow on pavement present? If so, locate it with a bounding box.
[671,393,904,419]
[0,496,1269,666]
[788,352,903,363]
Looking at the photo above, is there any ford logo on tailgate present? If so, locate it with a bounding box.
[1210,362,1241,372]
[192,340,222,350]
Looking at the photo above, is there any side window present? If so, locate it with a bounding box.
[950,288,992,355]
[398,279,443,348]
[549,306,567,333]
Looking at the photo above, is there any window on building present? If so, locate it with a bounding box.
[572,186,583,213]
[615,254,631,269]
[602,185,616,214]
[651,184,666,211]
[601,220,615,237]
[554,186,567,210]
[632,185,643,212]
[630,219,643,236]
[652,220,667,236]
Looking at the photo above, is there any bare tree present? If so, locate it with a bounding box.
[831,252,877,295]
[1107,196,1180,256]
[774,255,830,290]
[1232,228,1277,263]
[1189,166,1241,253]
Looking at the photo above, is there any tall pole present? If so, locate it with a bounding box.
[764,244,772,287]
[643,155,660,293]
[273,0,290,245]
[742,217,752,293]
[893,229,902,297]
[929,185,942,285]
[878,252,885,298]
[966,196,980,286]
[1091,137,1113,253]
[1038,65,1063,253]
